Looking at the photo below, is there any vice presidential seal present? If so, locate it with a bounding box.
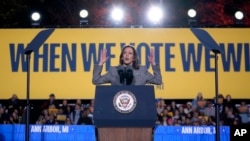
[113,90,137,113]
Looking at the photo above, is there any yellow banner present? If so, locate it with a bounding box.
[0,28,249,99]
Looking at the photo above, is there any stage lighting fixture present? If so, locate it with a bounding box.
[147,6,163,24]
[79,9,88,18]
[235,11,244,20]
[30,12,41,27]
[187,9,197,25]
[111,7,124,23]
[31,12,41,21]
[79,9,89,26]
[187,9,196,18]
[234,11,244,26]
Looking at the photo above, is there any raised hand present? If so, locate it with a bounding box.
[148,48,156,65]
[98,48,109,65]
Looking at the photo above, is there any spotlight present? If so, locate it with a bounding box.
[111,7,124,23]
[234,11,244,26]
[31,12,41,21]
[235,11,244,20]
[79,9,88,18]
[30,12,41,27]
[147,5,163,24]
[79,9,89,27]
[187,9,196,18]
[187,9,197,26]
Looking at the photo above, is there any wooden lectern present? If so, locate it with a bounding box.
[93,85,156,141]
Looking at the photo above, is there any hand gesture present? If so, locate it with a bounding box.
[98,48,109,65]
[148,48,156,65]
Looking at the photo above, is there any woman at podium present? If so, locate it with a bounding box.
[92,44,162,86]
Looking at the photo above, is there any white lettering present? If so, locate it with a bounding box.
[62,126,69,133]
[234,129,247,136]
[193,127,212,134]
[181,127,193,134]
[31,125,42,132]
[42,125,61,133]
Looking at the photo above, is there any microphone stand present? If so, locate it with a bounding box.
[25,51,32,141]
[214,51,220,141]
[123,67,127,85]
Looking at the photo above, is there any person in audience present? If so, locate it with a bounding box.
[40,93,59,110]
[36,108,50,125]
[184,117,192,125]
[159,108,168,125]
[45,114,56,125]
[224,94,237,112]
[237,100,249,124]
[0,106,8,124]
[36,116,47,124]
[77,108,93,125]
[156,99,164,114]
[232,118,240,125]
[184,102,193,115]
[70,103,82,125]
[170,101,178,113]
[65,117,73,125]
[165,104,173,117]
[55,107,67,124]
[191,111,200,125]
[172,109,180,120]
[200,117,208,126]
[88,105,94,124]
[161,116,167,126]
[7,94,22,114]
[224,108,235,125]
[179,114,187,125]
[192,119,200,126]
[207,116,216,126]
[10,109,19,124]
[204,100,215,117]
[217,94,225,116]
[61,99,69,115]
[166,117,174,126]
[76,99,83,108]
[173,118,181,126]
[192,92,204,110]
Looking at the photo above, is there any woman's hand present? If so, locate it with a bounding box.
[98,48,109,65]
[148,48,156,65]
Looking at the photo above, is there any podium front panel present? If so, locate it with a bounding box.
[93,85,157,127]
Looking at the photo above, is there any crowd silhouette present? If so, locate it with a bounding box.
[0,93,249,126]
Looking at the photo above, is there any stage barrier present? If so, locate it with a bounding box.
[0,125,96,141]
[154,125,230,141]
[0,125,230,141]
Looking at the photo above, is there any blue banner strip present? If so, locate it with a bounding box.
[0,125,230,141]
[0,125,96,141]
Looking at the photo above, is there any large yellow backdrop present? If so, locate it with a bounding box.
[0,28,249,99]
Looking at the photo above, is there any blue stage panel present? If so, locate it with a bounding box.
[154,126,230,141]
[0,125,96,141]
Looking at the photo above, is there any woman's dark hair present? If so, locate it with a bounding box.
[119,45,140,69]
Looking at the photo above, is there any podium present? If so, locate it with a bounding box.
[93,85,157,141]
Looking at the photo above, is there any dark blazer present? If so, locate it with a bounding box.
[92,64,162,85]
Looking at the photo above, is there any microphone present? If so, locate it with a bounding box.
[117,69,125,85]
[125,68,133,85]
[117,65,134,85]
